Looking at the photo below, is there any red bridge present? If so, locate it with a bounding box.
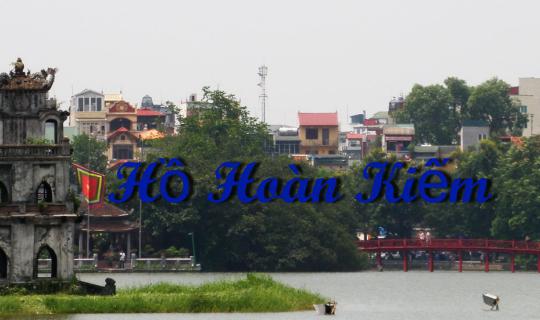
[358,239,540,272]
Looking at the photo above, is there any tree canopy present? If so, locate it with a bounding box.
[71,133,108,172]
[396,77,527,144]
[132,87,367,271]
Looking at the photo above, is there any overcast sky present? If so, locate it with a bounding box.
[1,0,539,127]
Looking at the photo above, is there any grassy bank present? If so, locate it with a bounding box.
[0,274,324,315]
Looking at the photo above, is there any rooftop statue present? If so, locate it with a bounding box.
[0,58,57,91]
[12,57,25,75]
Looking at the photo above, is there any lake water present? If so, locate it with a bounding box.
[10,271,540,320]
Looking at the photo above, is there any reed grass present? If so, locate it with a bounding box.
[0,274,324,315]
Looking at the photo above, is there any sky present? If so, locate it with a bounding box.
[1,0,540,128]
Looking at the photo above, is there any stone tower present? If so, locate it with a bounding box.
[0,59,77,283]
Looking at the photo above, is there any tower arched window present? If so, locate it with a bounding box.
[0,182,8,203]
[34,245,57,278]
[44,119,58,144]
[36,181,52,203]
[0,247,7,279]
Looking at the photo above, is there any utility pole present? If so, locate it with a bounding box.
[257,65,268,123]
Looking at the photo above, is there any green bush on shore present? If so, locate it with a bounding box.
[0,274,324,316]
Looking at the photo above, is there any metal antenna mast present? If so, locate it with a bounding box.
[258,65,268,122]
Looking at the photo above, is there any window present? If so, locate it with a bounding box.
[306,128,318,140]
[36,181,52,203]
[44,120,57,144]
[81,122,103,135]
[0,182,8,203]
[96,98,102,111]
[520,105,528,114]
[78,96,103,112]
[34,245,57,278]
[110,118,131,131]
[113,145,134,159]
[322,128,329,145]
[0,248,6,279]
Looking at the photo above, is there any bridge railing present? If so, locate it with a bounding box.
[358,238,540,253]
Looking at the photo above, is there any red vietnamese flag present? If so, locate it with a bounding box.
[72,163,105,205]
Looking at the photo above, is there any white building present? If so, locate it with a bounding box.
[509,78,540,137]
[70,89,106,140]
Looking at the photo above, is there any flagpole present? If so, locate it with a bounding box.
[139,135,144,259]
[87,202,91,258]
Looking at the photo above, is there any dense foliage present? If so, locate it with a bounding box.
[396,77,527,144]
[349,137,540,242]
[124,87,367,271]
[71,133,108,172]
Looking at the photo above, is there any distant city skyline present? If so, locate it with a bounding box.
[1,0,540,127]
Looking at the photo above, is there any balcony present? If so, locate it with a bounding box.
[0,144,71,159]
[301,139,338,148]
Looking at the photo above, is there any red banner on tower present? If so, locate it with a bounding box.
[72,163,105,205]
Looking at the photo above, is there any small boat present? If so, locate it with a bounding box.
[313,300,337,315]
[482,293,499,310]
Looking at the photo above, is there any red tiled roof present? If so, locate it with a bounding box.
[80,220,138,233]
[137,108,164,117]
[298,112,338,126]
[79,201,131,217]
[346,133,364,140]
[107,127,139,141]
[107,127,128,137]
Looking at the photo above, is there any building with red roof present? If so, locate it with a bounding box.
[78,201,138,264]
[298,112,339,155]
[70,91,171,165]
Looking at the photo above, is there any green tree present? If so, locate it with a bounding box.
[135,87,366,271]
[492,136,540,240]
[422,140,499,238]
[466,78,527,136]
[397,84,456,144]
[71,133,108,172]
[343,149,425,238]
[445,77,471,136]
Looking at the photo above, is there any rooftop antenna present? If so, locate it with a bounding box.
[258,65,268,122]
